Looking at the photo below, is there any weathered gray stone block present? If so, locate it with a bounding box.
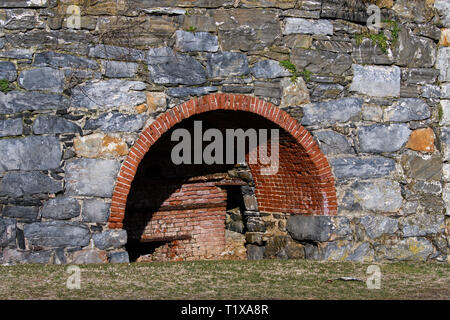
[246,244,265,260]
[148,47,206,85]
[436,47,450,82]
[442,128,450,162]
[33,115,81,134]
[321,0,368,23]
[359,124,411,153]
[71,79,146,109]
[254,80,281,98]
[443,183,450,215]
[330,217,352,241]
[303,243,321,260]
[84,111,146,132]
[0,171,62,197]
[243,194,258,211]
[346,242,374,262]
[286,216,332,242]
[292,48,352,75]
[345,180,403,213]
[319,241,352,261]
[143,7,186,14]
[65,159,120,197]
[360,216,399,239]
[222,85,254,94]
[401,213,445,237]
[175,30,219,52]
[435,0,450,27]
[412,180,442,195]
[108,251,130,263]
[2,29,83,51]
[0,61,17,81]
[1,9,45,30]
[314,39,352,53]
[444,163,450,182]
[0,91,69,114]
[0,0,48,8]
[89,45,146,62]
[3,206,39,222]
[82,199,110,223]
[392,0,436,24]
[0,136,62,171]
[421,194,445,216]
[246,217,266,233]
[402,154,442,181]
[263,235,305,259]
[400,83,421,98]
[402,68,440,85]
[314,130,354,155]
[18,67,65,93]
[319,241,373,262]
[93,230,127,250]
[350,64,401,97]
[24,221,90,248]
[167,86,218,98]
[214,8,281,51]
[183,13,216,32]
[283,18,333,35]
[0,218,16,248]
[28,250,52,264]
[440,100,450,126]
[330,157,396,179]
[352,38,395,65]
[441,83,450,99]
[251,59,291,79]
[395,28,437,68]
[383,98,430,122]
[362,105,383,122]
[421,85,440,99]
[0,49,33,60]
[0,118,22,137]
[310,83,344,100]
[41,196,81,220]
[0,248,23,265]
[34,51,99,70]
[0,249,52,265]
[239,0,297,9]
[402,201,419,215]
[207,52,249,78]
[376,237,434,261]
[102,61,138,78]
[301,97,363,126]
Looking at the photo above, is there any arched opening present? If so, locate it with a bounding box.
[108,94,337,262]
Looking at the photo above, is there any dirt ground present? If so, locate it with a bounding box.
[0,259,448,300]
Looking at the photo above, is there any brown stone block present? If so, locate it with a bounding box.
[74,133,129,158]
[406,127,435,152]
[441,29,450,47]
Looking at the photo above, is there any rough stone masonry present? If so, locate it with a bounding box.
[0,0,449,265]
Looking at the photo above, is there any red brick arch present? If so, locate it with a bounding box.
[108,93,337,229]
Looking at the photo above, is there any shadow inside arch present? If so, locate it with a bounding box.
[122,108,335,261]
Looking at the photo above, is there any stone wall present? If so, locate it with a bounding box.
[0,0,449,264]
